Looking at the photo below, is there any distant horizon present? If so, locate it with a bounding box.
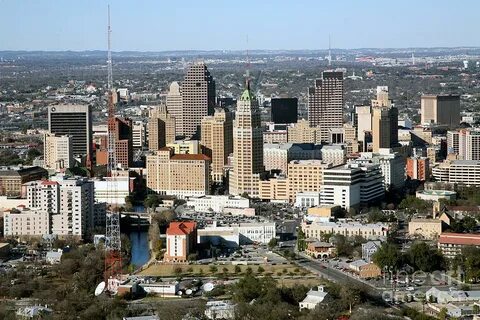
[2,46,480,54]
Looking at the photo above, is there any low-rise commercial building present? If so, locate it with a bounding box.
[305,241,336,258]
[294,192,321,208]
[302,221,389,240]
[438,233,480,259]
[186,195,249,213]
[197,221,276,246]
[93,177,133,205]
[408,219,443,240]
[0,166,48,197]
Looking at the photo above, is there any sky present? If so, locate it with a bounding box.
[0,0,479,51]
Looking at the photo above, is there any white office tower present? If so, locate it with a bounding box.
[320,163,384,210]
[353,148,406,190]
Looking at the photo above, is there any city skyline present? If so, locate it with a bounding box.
[1,0,480,51]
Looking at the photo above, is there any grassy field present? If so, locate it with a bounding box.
[138,263,310,278]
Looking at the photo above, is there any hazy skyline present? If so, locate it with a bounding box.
[1,0,479,51]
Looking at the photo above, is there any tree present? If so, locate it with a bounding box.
[209,265,218,274]
[297,229,306,251]
[144,194,161,209]
[398,195,430,214]
[234,265,242,274]
[333,235,354,257]
[268,238,278,250]
[473,304,480,315]
[407,242,444,272]
[437,307,447,320]
[340,286,363,314]
[148,221,161,255]
[124,195,134,212]
[174,266,183,276]
[372,243,402,270]
[366,208,385,223]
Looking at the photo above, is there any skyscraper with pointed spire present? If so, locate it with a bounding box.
[229,81,264,197]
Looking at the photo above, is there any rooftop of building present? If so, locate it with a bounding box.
[417,190,456,196]
[409,218,442,224]
[0,166,48,177]
[171,154,211,161]
[166,221,197,236]
[304,220,389,229]
[439,232,480,245]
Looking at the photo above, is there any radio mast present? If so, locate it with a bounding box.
[104,4,122,295]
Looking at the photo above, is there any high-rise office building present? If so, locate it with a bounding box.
[355,106,372,151]
[165,82,183,137]
[181,63,216,139]
[94,117,133,168]
[372,107,391,152]
[271,98,298,124]
[421,94,461,127]
[48,104,92,160]
[229,84,264,196]
[148,105,176,151]
[371,87,398,152]
[132,121,146,150]
[201,108,233,183]
[114,117,133,168]
[43,133,73,170]
[308,71,344,142]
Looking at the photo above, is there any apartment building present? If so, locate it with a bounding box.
[3,207,50,237]
[146,148,211,199]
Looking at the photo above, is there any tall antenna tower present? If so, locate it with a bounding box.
[246,34,251,88]
[104,4,122,294]
[328,35,332,67]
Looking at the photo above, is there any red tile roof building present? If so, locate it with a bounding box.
[438,233,480,259]
[164,221,197,262]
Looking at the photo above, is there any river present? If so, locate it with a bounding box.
[128,205,150,268]
[129,230,149,268]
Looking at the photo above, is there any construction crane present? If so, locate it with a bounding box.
[104,4,122,295]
